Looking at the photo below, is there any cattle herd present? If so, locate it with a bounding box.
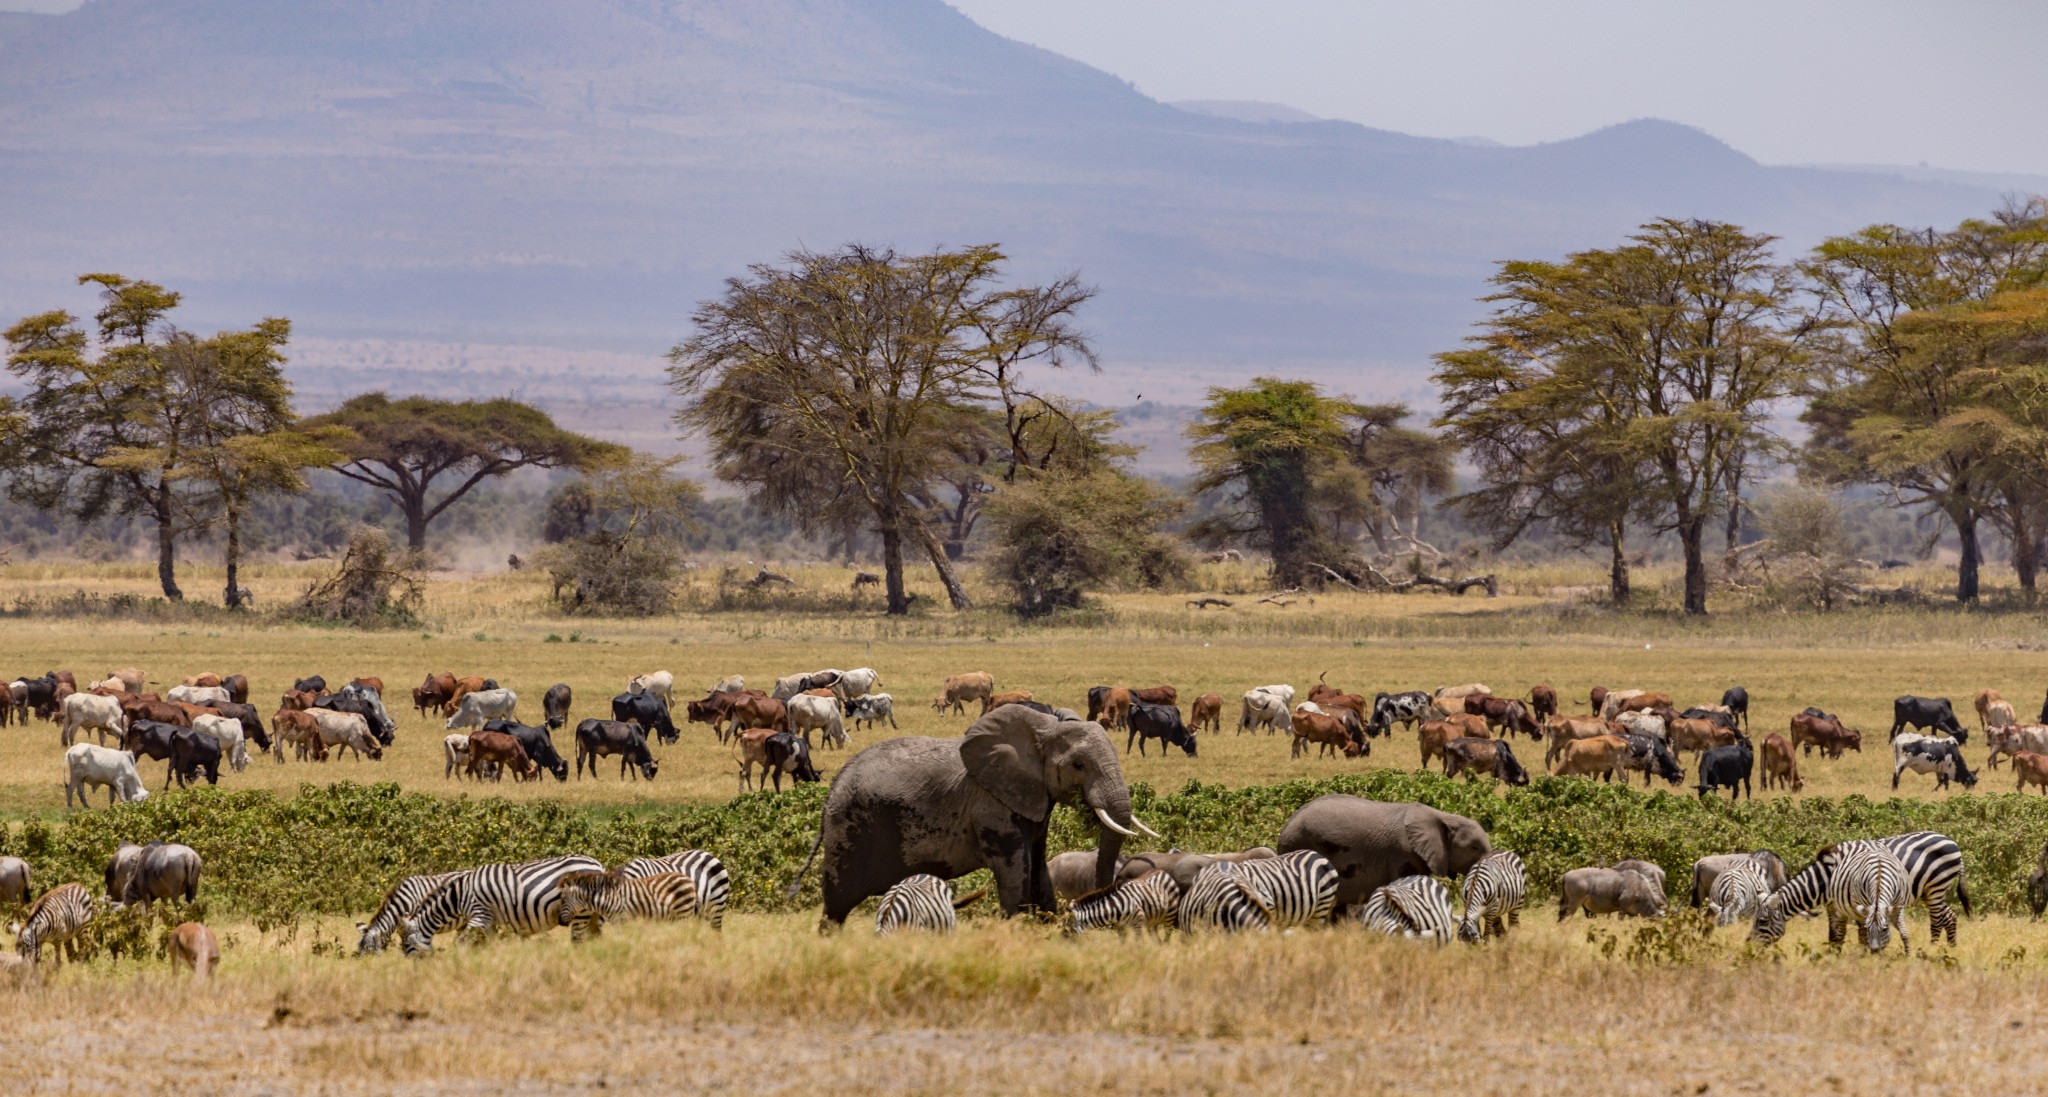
[5,662,2048,976]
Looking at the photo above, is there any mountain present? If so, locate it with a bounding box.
[0,0,2016,436]
[1173,100,1323,124]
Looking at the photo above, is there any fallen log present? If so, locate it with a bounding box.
[1359,564,1498,597]
[1186,597,1234,610]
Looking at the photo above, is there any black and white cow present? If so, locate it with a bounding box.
[1369,691,1432,737]
[1892,732,1978,791]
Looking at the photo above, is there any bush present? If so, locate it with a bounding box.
[538,533,683,616]
[984,470,1190,617]
[289,526,424,628]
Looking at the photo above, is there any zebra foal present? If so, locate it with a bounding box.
[1068,870,1181,935]
[1359,875,1456,943]
[874,874,984,935]
[558,871,699,941]
[620,849,731,929]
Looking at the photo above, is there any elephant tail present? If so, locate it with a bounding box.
[784,812,828,900]
[952,888,988,910]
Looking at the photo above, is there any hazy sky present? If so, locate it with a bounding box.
[950,0,2048,176]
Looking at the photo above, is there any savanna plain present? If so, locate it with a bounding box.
[4,558,2048,1095]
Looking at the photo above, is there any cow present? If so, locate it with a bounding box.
[278,689,318,711]
[1465,695,1540,739]
[223,674,250,705]
[1291,706,1362,759]
[1126,701,1198,757]
[415,672,457,718]
[1975,688,2004,732]
[483,719,569,781]
[1616,691,1673,716]
[787,692,849,749]
[1789,712,1861,759]
[1987,723,2048,771]
[106,666,145,694]
[2012,751,2048,795]
[182,673,222,688]
[166,684,230,708]
[987,689,1038,713]
[121,720,186,787]
[1443,737,1529,786]
[122,699,191,729]
[1616,710,1668,741]
[772,669,843,701]
[542,684,573,731]
[844,693,898,731]
[443,675,490,716]
[465,728,536,782]
[64,743,148,809]
[1247,683,1295,709]
[1668,717,1737,757]
[611,690,679,744]
[1616,733,1685,787]
[1760,732,1802,792]
[1420,715,1488,771]
[574,718,660,780]
[191,713,251,772]
[1368,691,1432,737]
[1892,695,1967,743]
[318,683,396,745]
[1695,737,1754,801]
[1190,692,1224,735]
[687,688,764,742]
[711,674,745,694]
[1544,715,1617,768]
[60,692,125,748]
[1599,689,1645,720]
[271,709,328,762]
[1719,686,1749,730]
[443,733,475,780]
[1435,683,1491,706]
[209,701,272,754]
[1527,684,1558,722]
[168,728,222,788]
[1238,689,1292,736]
[1096,687,1131,730]
[628,670,675,706]
[1679,706,1739,732]
[726,694,787,736]
[1551,735,1632,781]
[1986,699,2018,731]
[1892,732,1977,791]
[308,709,383,761]
[446,688,518,731]
[168,922,219,981]
[831,667,881,702]
[1589,685,1610,715]
[292,675,327,696]
[736,728,820,792]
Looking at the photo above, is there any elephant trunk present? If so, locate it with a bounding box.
[1089,786,1141,889]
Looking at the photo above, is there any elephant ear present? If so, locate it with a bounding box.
[1403,810,1454,876]
[960,705,1055,822]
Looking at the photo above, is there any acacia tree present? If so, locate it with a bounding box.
[1332,403,1456,561]
[303,393,623,552]
[3,274,295,600]
[669,244,1095,615]
[1186,377,1358,587]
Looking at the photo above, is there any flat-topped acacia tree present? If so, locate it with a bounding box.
[304,393,624,552]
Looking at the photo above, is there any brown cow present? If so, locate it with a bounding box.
[1761,732,1803,792]
[1528,684,1558,721]
[466,729,537,781]
[168,922,220,981]
[416,672,457,717]
[1419,714,1488,771]
[1309,683,1371,727]
[1589,686,1609,714]
[352,676,385,696]
[1617,692,1673,716]
[687,688,767,741]
[445,676,489,716]
[987,690,1036,712]
[1552,735,1630,780]
[182,673,222,688]
[1976,688,2004,732]
[1130,685,1177,707]
[1100,687,1132,730]
[1443,737,1531,786]
[223,674,249,706]
[729,695,788,733]
[123,700,191,728]
[279,690,318,711]
[2014,751,2048,794]
[1290,708,1362,759]
[933,671,995,716]
[271,709,328,762]
[1668,717,1737,757]
[1466,695,1540,739]
[1544,715,1615,767]
[1190,692,1224,734]
[1789,713,1861,759]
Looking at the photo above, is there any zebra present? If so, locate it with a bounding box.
[1177,862,1275,932]
[1457,851,1527,942]
[1230,850,1339,927]
[12,882,96,965]
[1878,831,1969,945]
[356,870,465,955]
[620,849,731,929]
[399,854,604,954]
[557,871,699,942]
[1708,859,1771,926]
[873,874,985,936]
[1752,841,1911,953]
[1359,875,1456,943]
[1068,870,1181,935]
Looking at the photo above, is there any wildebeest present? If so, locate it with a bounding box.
[575,718,660,780]
[1720,686,1749,730]
[542,684,573,730]
[1443,737,1529,786]
[1892,732,1977,791]
[484,719,569,781]
[465,728,537,781]
[844,692,898,731]
[114,842,202,907]
[1558,867,1666,919]
[0,856,30,905]
[1892,695,1967,743]
[1695,737,1754,801]
[169,726,222,788]
[1368,691,1431,736]
[735,728,820,791]
[611,690,679,744]
[1127,700,1197,757]
[446,687,518,731]
[64,743,147,809]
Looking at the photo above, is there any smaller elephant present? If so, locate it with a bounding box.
[1278,795,1491,913]
[1557,867,1666,919]
[1116,847,1278,893]
[1051,850,1127,901]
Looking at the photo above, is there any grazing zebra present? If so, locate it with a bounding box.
[1069,870,1182,935]
[399,854,604,954]
[619,850,731,929]
[1878,831,1969,945]
[1359,875,1456,943]
[356,871,465,955]
[1752,841,1911,953]
[12,882,96,965]
[557,871,699,942]
[1230,850,1339,927]
[1457,851,1527,942]
[1708,859,1771,926]
[873,874,985,936]
[1177,862,1275,932]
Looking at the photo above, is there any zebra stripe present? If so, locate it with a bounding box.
[400,854,604,954]
[356,871,465,955]
[1359,875,1456,943]
[874,874,966,936]
[1458,851,1527,941]
[1878,831,1968,945]
[1177,862,1274,933]
[1709,860,1771,926]
[14,882,95,964]
[1230,850,1339,927]
[557,871,699,942]
[620,850,730,929]
[1069,871,1181,935]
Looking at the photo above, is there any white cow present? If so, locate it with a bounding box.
[311,710,384,761]
[832,667,881,702]
[192,713,250,772]
[1616,710,1668,740]
[445,688,518,730]
[65,744,148,810]
[1249,683,1295,708]
[1600,689,1647,720]
[772,669,843,701]
[711,675,745,694]
[443,733,496,780]
[166,684,231,708]
[846,693,898,731]
[788,692,849,749]
[628,671,675,705]
[60,692,126,747]
[1987,722,2048,770]
[1239,690,1293,735]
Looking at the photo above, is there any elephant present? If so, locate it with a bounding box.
[1276,795,1490,913]
[793,704,1156,925]
[1115,847,1278,892]
[1050,850,1127,901]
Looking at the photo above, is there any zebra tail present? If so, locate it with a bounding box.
[1956,875,1972,916]
[952,888,988,910]
[783,811,828,900]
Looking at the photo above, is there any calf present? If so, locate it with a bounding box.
[1892,732,1977,791]
[1290,707,1361,760]
[1420,715,1488,771]
[167,922,219,981]
[271,709,328,762]
[1189,692,1223,734]
[542,683,573,730]
[1892,695,1967,744]
[483,719,569,781]
[575,718,660,780]
[736,728,821,791]
[465,728,537,781]
[845,693,899,731]
[1443,737,1529,786]
[2012,751,2048,795]
[1760,732,1803,792]
[1695,737,1754,801]
[1128,700,1197,757]
[1976,688,2004,732]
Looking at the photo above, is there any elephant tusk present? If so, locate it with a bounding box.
[1093,806,1139,837]
[1131,816,1163,839]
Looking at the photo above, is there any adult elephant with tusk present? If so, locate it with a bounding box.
[792,704,1155,925]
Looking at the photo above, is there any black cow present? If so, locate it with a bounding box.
[1801,706,1840,723]
[210,701,273,752]
[1720,686,1749,730]
[1369,690,1432,736]
[170,727,222,788]
[1623,732,1686,787]
[575,718,660,780]
[1893,736,1978,791]
[223,673,250,705]
[1680,706,1740,732]
[611,692,678,745]
[1695,737,1754,801]
[18,674,61,720]
[542,683,573,731]
[1126,700,1196,757]
[1892,695,1967,744]
[2038,689,2048,725]
[754,730,821,791]
[484,719,569,782]
[292,675,327,695]
[314,686,396,746]
[1084,686,1113,723]
[122,719,183,788]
